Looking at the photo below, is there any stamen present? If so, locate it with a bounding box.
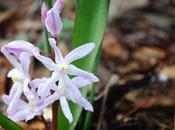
[29,101,36,112]
[58,85,67,94]
[58,64,69,73]
[12,70,25,82]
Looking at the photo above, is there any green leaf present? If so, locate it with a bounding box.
[45,0,53,53]
[47,0,53,9]
[0,113,22,130]
[57,0,109,130]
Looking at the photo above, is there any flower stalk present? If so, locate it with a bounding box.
[52,100,59,130]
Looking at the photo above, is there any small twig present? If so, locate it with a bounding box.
[121,98,152,120]
[96,74,119,130]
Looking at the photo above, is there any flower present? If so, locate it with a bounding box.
[34,38,99,97]
[3,87,45,121]
[44,76,95,123]
[1,40,37,57]
[33,38,99,123]
[3,77,58,122]
[29,76,95,123]
[1,46,33,115]
[41,0,64,38]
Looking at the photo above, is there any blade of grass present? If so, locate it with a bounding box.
[57,0,109,130]
[0,113,22,130]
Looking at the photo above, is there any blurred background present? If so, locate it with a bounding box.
[1,0,175,130]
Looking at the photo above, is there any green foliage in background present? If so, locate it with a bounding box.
[57,0,109,130]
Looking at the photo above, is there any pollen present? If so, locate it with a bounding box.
[59,64,69,73]
[12,71,25,82]
[58,85,67,95]
[29,101,36,112]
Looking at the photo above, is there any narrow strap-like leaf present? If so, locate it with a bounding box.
[0,113,22,130]
[57,0,109,130]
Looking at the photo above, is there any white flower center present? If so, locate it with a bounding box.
[29,101,36,112]
[12,70,25,82]
[58,85,67,95]
[58,64,69,73]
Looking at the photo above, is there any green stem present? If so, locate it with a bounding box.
[83,85,95,130]
[47,0,53,9]
[52,101,59,130]
[44,27,52,53]
[43,0,53,53]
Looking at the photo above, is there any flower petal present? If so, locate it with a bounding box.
[3,83,19,105]
[41,2,48,24]
[23,79,35,100]
[66,90,93,112]
[1,47,21,70]
[19,52,31,77]
[63,74,82,98]
[71,77,93,88]
[75,97,93,112]
[49,38,63,63]
[33,49,57,71]
[37,83,51,97]
[2,95,10,105]
[27,107,43,121]
[29,77,48,89]
[68,65,99,82]
[60,96,73,123]
[6,82,18,101]
[7,68,16,78]
[38,72,59,97]
[9,109,29,122]
[53,0,64,13]
[2,40,35,56]
[17,100,28,110]
[45,9,63,38]
[42,92,60,108]
[7,84,23,115]
[64,43,95,64]
[7,69,14,78]
[3,94,27,110]
[26,113,38,122]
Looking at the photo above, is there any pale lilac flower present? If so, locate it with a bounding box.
[33,38,99,123]
[3,87,45,122]
[41,2,48,25]
[41,0,64,38]
[46,76,95,123]
[34,38,99,97]
[1,48,33,115]
[3,77,58,122]
[1,40,37,57]
[53,0,64,13]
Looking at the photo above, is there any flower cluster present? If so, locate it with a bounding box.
[1,0,99,123]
